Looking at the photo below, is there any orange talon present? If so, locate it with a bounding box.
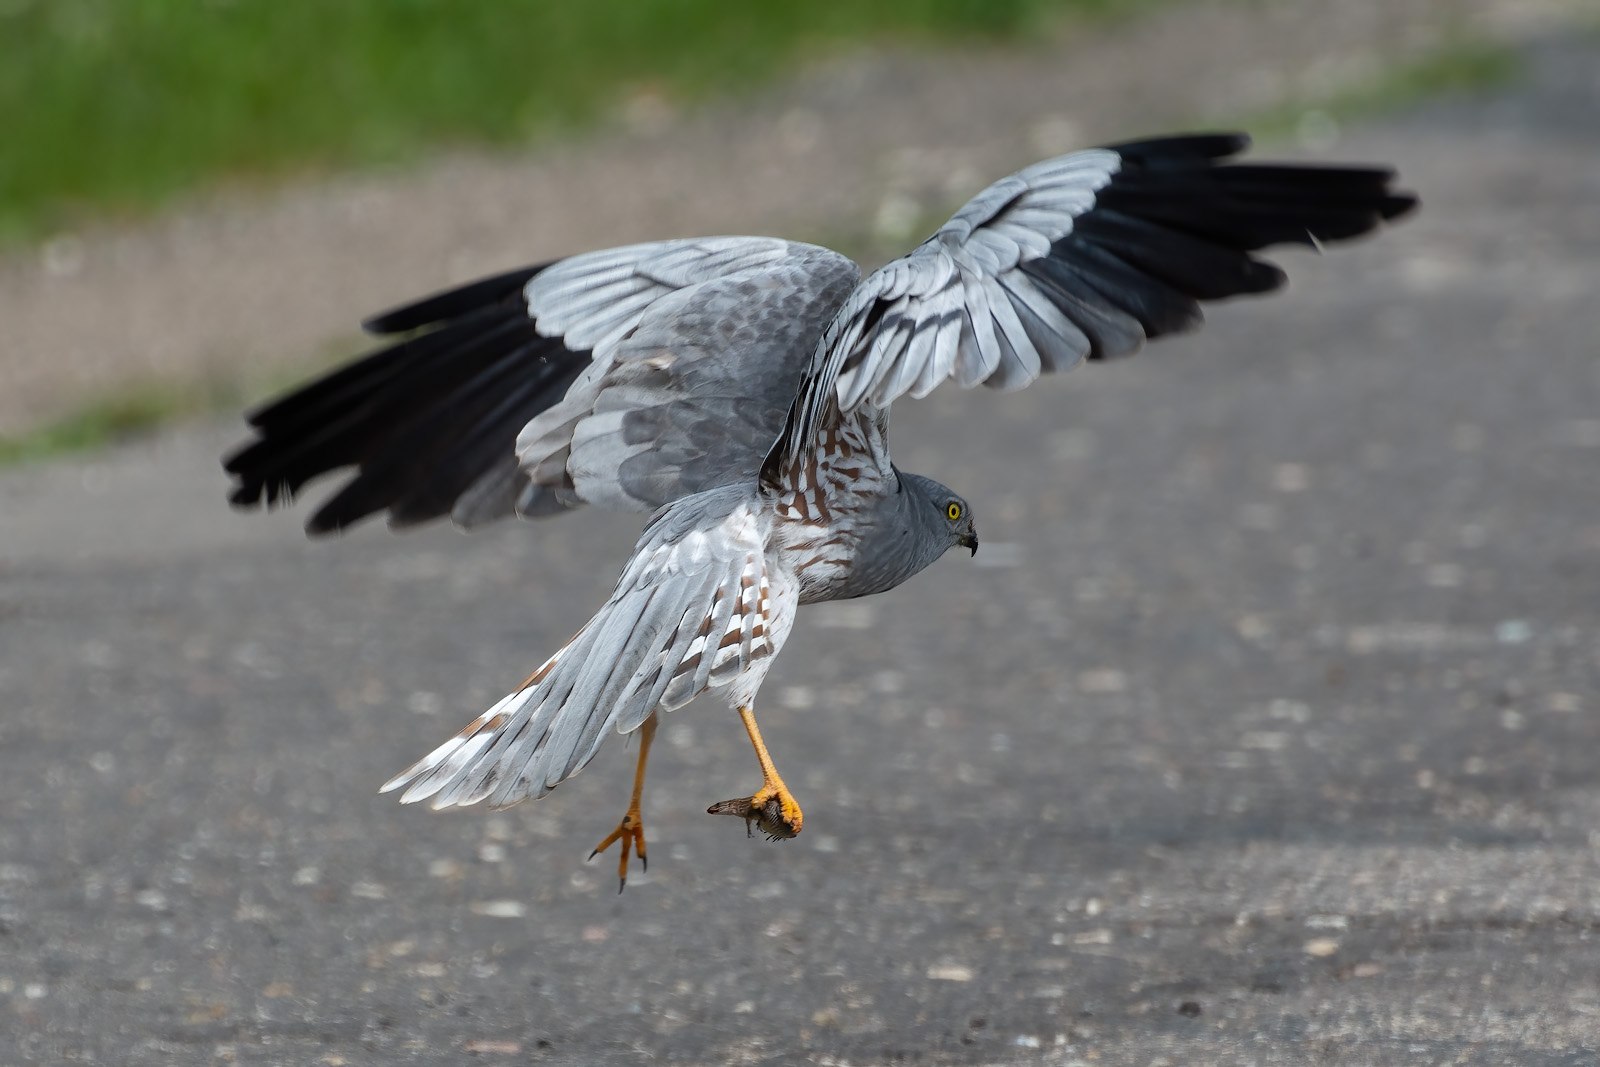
[708,705,804,840]
[588,714,656,891]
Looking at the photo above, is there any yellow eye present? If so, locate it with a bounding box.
[946,501,963,522]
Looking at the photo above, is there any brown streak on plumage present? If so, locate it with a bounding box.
[516,659,556,692]
[515,627,586,691]
[464,712,509,738]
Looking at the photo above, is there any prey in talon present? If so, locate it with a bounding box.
[707,795,803,841]
[706,703,804,841]
[224,133,1415,886]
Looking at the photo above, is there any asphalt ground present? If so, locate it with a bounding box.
[2,32,1598,1067]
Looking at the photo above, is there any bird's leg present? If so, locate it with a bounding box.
[589,713,657,892]
[707,704,804,840]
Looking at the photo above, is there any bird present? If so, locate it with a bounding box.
[225,132,1415,890]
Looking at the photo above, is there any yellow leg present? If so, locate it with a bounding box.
[707,705,804,840]
[588,714,657,892]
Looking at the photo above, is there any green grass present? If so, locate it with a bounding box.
[0,28,1525,468]
[0,341,357,466]
[1242,38,1521,141]
[0,0,1149,245]
[0,383,228,465]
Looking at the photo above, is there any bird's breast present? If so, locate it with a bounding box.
[769,421,890,604]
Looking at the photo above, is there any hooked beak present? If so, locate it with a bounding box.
[959,532,978,557]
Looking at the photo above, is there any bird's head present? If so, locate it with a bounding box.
[900,472,978,558]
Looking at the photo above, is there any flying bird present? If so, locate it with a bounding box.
[225,133,1415,889]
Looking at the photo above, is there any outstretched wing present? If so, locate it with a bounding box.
[224,237,857,534]
[381,485,779,809]
[765,133,1416,476]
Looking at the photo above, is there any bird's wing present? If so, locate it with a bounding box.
[764,133,1416,478]
[381,484,778,809]
[224,237,858,534]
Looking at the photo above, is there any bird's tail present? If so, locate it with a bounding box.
[379,636,578,809]
[381,486,775,810]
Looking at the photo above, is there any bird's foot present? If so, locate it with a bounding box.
[707,782,804,840]
[588,809,647,892]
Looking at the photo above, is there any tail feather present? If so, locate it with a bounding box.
[381,688,526,805]
[378,486,776,811]
[380,638,570,807]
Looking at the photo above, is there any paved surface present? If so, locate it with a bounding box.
[3,29,1600,1067]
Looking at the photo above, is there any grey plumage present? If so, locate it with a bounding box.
[822,471,975,602]
[515,241,859,514]
[225,133,1415,821]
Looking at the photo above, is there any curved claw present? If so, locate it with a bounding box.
[589,812,647,891]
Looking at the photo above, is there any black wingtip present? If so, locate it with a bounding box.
[1380,190,1421,222]
[362,263,549,334]
[305,507,350,538]
[224,290,587,536]
[1105,134,1419,226]
[1104,131,1253,165]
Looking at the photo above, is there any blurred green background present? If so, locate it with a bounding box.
[0,0,1151,245]
[0,0,1523,462]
